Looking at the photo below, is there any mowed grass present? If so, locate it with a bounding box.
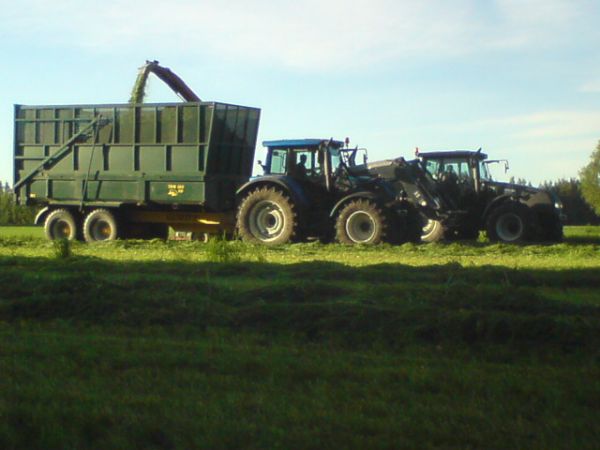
[0,226,599,449]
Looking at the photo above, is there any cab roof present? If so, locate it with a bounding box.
[418,150,488,160]
[262,139,344,149]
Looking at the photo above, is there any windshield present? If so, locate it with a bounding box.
[330,148,342,172]
[480,161,493,181]
[422,158,472,181]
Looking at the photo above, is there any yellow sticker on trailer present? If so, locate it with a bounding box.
[167,184,185,197]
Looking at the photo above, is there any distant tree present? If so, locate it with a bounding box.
[508,176,532,187]
[0,181,37,225]
[580,141,600,215]
[542,178,600,225]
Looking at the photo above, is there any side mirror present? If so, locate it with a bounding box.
[504,161,509,173]
[257,160,268,173]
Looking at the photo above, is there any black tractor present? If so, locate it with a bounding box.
[413,150,565,243]
[235,139,417,245]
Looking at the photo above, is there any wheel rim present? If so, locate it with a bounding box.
[421,219,438,240]
[345,211,376,243]
[496,213,524,242]
[51,219,72,239]
[248,200,285,242]
[90,219,113,241]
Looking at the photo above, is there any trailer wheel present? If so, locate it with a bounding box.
[44,209,78,241]
[486,203,532,243]
[83,209,119,242]
[336,199,387,244]
[237,187,298,245]
[421,216,445,243]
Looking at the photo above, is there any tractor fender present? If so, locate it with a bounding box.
[329,191,381,218]
[34,206,51,225]
[482,195,522,222]
[236,176,310,210]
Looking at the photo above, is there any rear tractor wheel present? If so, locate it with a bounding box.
[335,199,388,245]
[236,187,299,245]
[44,209,78,241]
[486,203,532,243]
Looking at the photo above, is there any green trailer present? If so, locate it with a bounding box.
[13,101,260,240]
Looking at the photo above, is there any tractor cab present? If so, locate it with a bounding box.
[416,150,494,211]
[415,149,563,242]
[419,150,486,186]
[260,139,348,191]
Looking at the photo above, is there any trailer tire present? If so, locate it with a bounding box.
[237,187,299,245]
[44,209,78,241]
[486,203,533,243]
[421,216,445,243]
[335,199,387,245]
[83,209,120,242]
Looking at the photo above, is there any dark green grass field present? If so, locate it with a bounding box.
[0,227,599,449]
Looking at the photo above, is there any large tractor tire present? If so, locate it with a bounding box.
[44,209,78,241]
[421,216,445,243]
[486,203,533,243]
[335,199,388,245]
[83,209,120,242]
[236,187,299,245]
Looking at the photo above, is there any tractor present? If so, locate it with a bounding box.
[415,149,565,243]
[235,139,420,245]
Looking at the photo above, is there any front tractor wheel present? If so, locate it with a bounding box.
[420,216,445,243]
[335,199,387,245]
[83,209,120,242]
[237,187,299,245]
[44,209,78,241]
[486,204,532,243]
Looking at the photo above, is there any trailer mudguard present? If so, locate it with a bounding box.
[34,206,50,226]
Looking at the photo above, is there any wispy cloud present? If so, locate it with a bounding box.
[469,110,600,141]
[579,80,600,93]
[1,0,596,71]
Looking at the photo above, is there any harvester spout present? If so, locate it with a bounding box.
[129,60,201,104]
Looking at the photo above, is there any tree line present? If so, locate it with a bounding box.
[0,183,37,225]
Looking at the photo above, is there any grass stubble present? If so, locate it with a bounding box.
[0,226,599,449]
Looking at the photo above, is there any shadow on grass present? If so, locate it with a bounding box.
[1,255,599,354]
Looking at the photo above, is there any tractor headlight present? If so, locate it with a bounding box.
[554,199,563,210]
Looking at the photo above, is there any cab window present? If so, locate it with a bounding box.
[270,149,287,174]
[440,159,472,180]
[424,160,441,179]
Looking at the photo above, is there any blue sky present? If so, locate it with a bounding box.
[1,0,599,185]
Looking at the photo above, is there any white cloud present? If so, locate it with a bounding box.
[580,80,600,93]
[1,0,595,71]
[470,110,600,140]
